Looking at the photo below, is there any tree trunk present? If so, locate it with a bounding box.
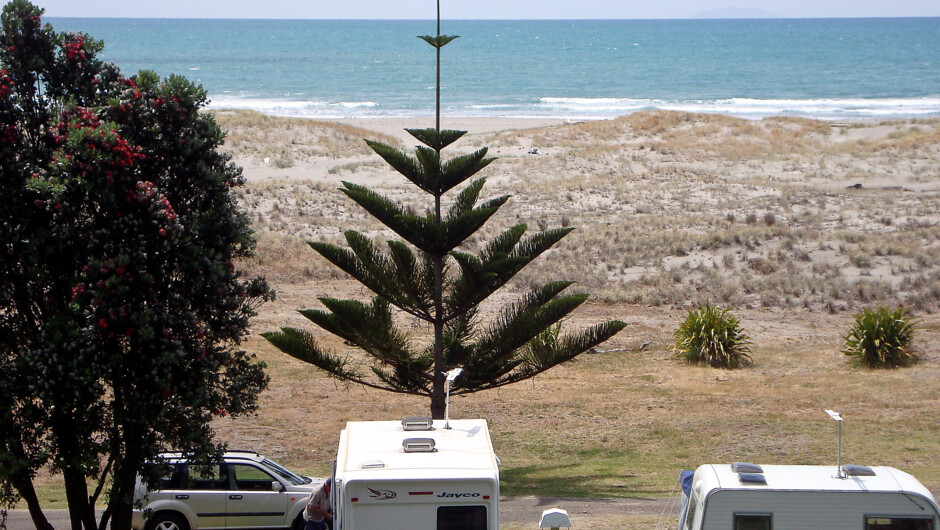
[63,465,96,530]
[106,396,139,530]
[10,475,54,530]
[107,467,135,530]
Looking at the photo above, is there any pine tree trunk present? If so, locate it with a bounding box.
[431,182,445,418]
[430,0,446,420]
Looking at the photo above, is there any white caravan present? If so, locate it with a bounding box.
[331,417,499,530]
[679,462,940,530]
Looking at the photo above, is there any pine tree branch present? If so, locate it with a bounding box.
[445,227,575,321]
[439,148,495,195]
[261,328,402,393]
[454,320,628,394]
[406,128,466,151]
[307,237,431,321]
[299,297,419,372]
[418,35,460,49]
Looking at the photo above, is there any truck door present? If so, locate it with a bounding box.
[226,463,291,528]
[186,463,228,529]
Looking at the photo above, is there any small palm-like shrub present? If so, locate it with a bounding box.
[842,306,918,368]
[675,302,752,369]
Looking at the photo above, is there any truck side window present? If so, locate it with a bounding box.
[230,463,277,491]
[735,514,772,530]
[867,517,934,530]
[437,505,487,530]
[188,464,227,490]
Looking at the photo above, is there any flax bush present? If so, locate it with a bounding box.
[674,302,752,369]
[842,306,918,368]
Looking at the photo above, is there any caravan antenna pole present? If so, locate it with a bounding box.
[444,368,463,429]
[825,409,845,478]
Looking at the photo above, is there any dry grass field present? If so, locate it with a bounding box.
[28,110,938,527]
[206,110,940,525]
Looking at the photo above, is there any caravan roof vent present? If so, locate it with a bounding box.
[731,462,764,474]
[360,459,386,469]
[843,465,876,477]
[401,417,434,431]
[738,472,768,485]
[402,437,436,453]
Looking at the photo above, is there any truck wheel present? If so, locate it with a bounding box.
[291,513,305,530]
[149,513,189,530]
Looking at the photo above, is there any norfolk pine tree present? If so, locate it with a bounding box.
[263,4,626,419]
[0,2,272,528]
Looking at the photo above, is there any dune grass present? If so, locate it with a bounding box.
[235,113,940,313]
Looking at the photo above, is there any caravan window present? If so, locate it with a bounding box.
[437,505,487,530]
[867,517,934,530]
[735,513,772,530]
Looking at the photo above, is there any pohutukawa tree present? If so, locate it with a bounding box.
[263,3,626,419]
[0,2,272,529]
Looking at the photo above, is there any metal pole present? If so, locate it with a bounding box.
[825,409,844,478]
[444,368,462,429]
[444,380,452,429]
[435,0,441,133]
[837,418,843,478]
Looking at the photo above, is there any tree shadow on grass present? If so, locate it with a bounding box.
[500,462,669,499]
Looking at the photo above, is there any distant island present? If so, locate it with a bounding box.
[693,7,777,18]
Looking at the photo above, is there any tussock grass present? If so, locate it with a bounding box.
[842,306,919,367]
[674,302,752,368]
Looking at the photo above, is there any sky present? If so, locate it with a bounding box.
[37,0,940,20]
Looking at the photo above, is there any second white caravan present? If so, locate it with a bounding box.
[679,462,940,530]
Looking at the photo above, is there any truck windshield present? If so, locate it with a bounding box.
[261,458,312,485]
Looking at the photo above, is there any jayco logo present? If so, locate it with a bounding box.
[437,492,481,498]
[368,487,397,500]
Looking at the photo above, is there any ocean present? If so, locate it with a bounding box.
[48,17,940,121]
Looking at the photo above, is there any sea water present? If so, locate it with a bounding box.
[48,17,940,120]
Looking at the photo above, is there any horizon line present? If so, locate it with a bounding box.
[45,15,940,21]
